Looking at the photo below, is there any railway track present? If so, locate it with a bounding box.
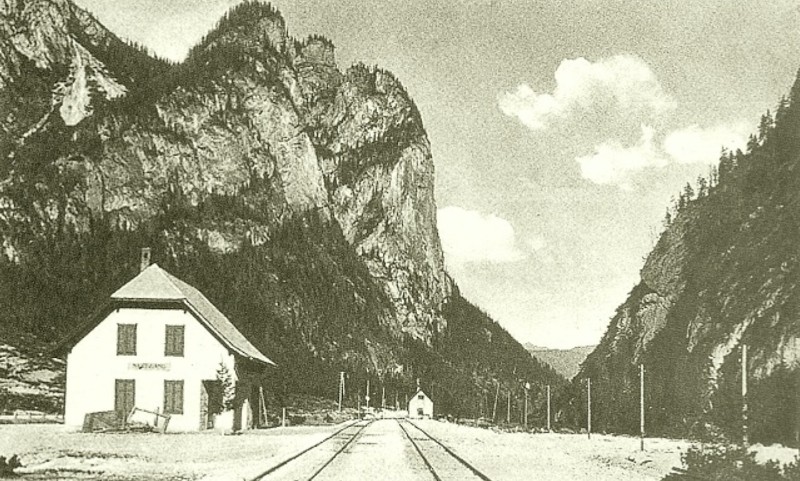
[250,418,493,481]
[397,419,494,481]
[249,419,372,481]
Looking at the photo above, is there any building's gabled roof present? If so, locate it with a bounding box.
[63,264,274,366]
[410,389,430,400]
[110,264,186,300]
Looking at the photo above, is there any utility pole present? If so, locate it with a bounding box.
[507,389,511,424]
[587,377,592,440]
[742,344,748,447]
[338,372,345,412]
[640,364,645,451]
[366,380,371,410]
[546,385,551,432]
[492,381,500,422]
[524,382,530,429]
[259,386,268,427]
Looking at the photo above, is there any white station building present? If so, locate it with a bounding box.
[61,255,275,432]
[408,389,433,419]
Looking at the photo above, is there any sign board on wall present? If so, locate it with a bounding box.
[129,362,170,371]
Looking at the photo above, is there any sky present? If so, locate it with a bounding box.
[74,0,800,349]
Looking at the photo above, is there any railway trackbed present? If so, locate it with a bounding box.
[249,419,372,481]
[248,418,494,481]
[397,419,494,481]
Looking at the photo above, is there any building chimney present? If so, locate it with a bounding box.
[140,248,151,272]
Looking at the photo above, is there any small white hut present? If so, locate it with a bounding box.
[408,389,433,419]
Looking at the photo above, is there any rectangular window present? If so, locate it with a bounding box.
[164,380,184,415]
[117,324,137,356]
[164,325,185,357]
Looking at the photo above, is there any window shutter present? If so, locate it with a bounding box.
[165,326,172,355]
[131,325,137,354]
[165,325,184,356]
[117,324,136,355]
[175,326,184,356]
[164,380,184,415]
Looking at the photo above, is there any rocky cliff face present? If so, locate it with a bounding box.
[0,0,557,415]
[0,0,448,342]
[572,72,800,443]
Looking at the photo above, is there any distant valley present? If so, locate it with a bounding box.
[525,344,595,380]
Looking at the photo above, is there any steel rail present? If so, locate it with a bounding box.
[397,419,444,481]
[398,419,494,481]
[249,419,371,481]
[305,419,371,480]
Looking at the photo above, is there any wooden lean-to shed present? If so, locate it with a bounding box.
[59,253,275,432]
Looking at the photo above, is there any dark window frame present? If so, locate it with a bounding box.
[117,324,137,356]
[164,325,185,357]
[164,380,184,415]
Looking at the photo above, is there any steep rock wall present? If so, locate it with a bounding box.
[573,73,800,443]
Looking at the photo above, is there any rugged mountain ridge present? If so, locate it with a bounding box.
[570,70,800,444]
[525,344,595,380]
[0,0,563,415]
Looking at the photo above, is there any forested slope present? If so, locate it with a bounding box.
[0,0,565,416]
[570,69,800,444]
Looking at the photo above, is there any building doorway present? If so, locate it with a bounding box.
[200,380,223,430]
[114,379,135,427]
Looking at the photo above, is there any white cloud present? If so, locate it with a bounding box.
[499,55,675,131]
[527,236,547,251]
[576,125,666,189]
[437,206,527,266]
[663,123,750,164]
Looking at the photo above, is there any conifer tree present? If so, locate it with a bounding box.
[746,134,759,153]
[663,209,672,227]
[719,148,735,184]
[758,110,774,141]
[683,182,695,202]
[708,165,719,189]
[697,175,708,198]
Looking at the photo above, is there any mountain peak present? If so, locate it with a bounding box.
[187,1,288,62]
[0,0,564,421]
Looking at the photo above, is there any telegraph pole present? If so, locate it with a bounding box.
[507,389,511,424]
[742,344,749,447]
[587,378,592,440]
[546,385,551,432]
[492,381,500,422]
[338,372,345,412]
[640,364,645,451]
[524,382,530,429]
